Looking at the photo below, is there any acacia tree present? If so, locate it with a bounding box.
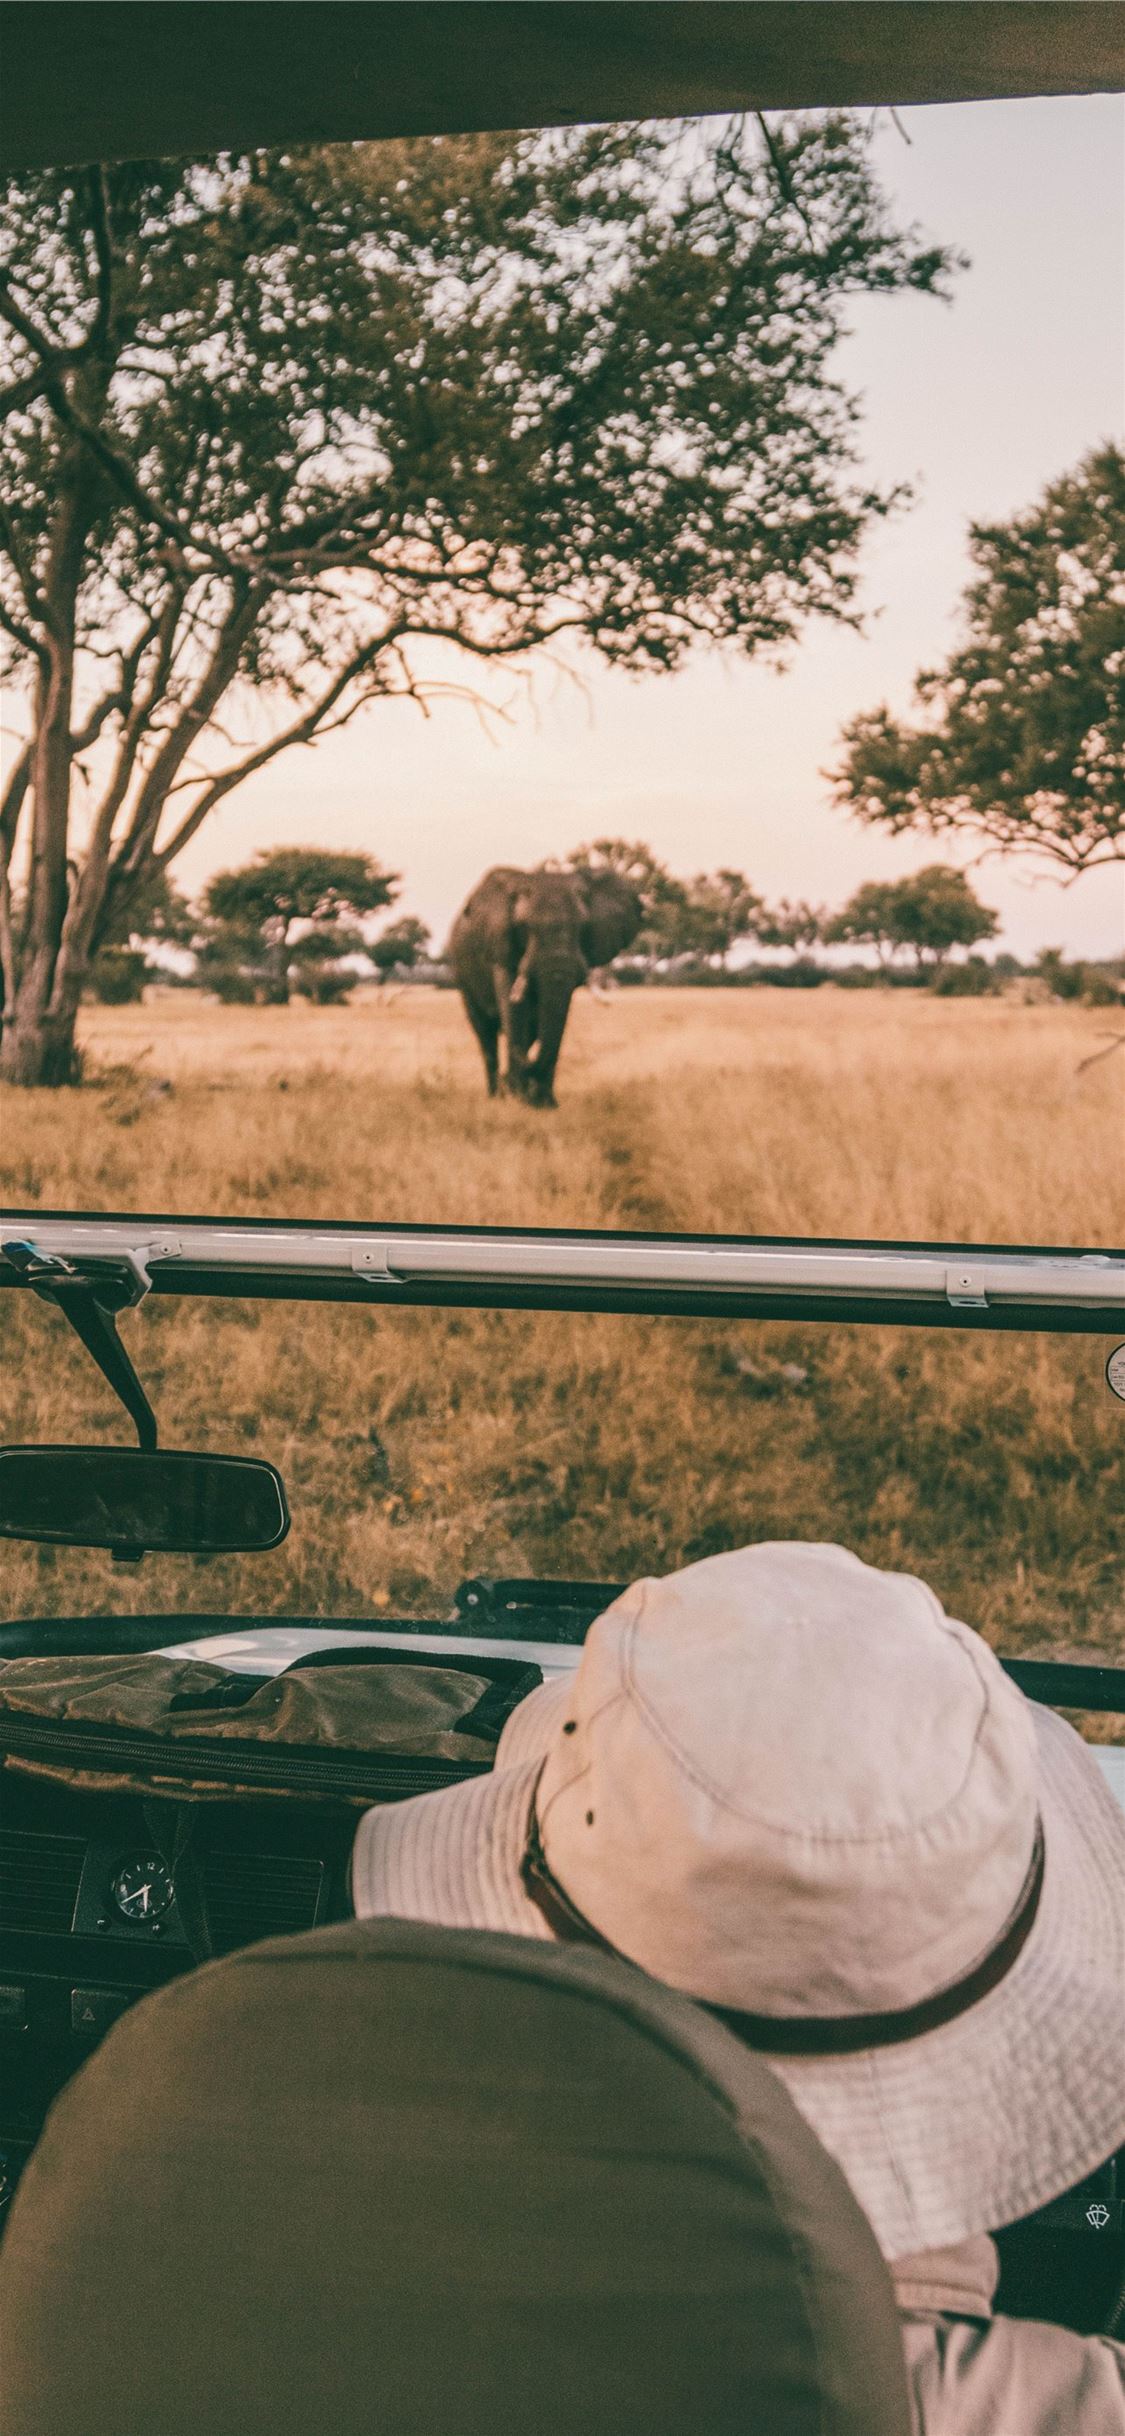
[833,447,1125,877]
[822,879,902,967]
[755,897,824,960]
[0,120,956,1083]
[101,867,194,951]
[678,869,763,966]
[369,916,431,979]
[198,847,396,1001]
[826,867,997,970]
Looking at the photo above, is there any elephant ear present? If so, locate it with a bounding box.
[470,869,530,958]
[578,872,642,967]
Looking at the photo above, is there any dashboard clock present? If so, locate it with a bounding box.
[110,1855,175,1925]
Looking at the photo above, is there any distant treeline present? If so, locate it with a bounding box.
[606,952,1123,1004]
[89,844,1123,1011]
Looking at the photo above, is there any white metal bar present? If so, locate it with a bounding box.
[2,1216,1122,1311]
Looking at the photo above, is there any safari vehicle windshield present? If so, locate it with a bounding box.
[0,71,1121,1679]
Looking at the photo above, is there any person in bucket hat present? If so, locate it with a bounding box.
[352,1542,1125,2435]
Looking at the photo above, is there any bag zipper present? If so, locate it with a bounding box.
[0,1715,488,1802]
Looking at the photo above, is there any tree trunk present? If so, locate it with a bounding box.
[0,988,84,1087]
[0,660,88,1087]
[264,932,291,1005]
[1,430,101,1087]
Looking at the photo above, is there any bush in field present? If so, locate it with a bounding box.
[292,966,356,1006]
[932,956,1001,998]
[742,958,829,989]
[1035,948,1087,1002]
[200,962,260,1005]
[1041,959,1122,1010]
[1082,968,1122,1007]
[89,948,148,1004]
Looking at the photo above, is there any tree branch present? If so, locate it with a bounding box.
[105,580,261,898]
[0,740,32,866]
[754,114,817,245]
[76,594,190,953]
[0,587,46,662]
[150,616,411,868]
[149,605,583,871]
[0,168,114,416]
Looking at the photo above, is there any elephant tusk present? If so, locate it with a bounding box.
[509,974,528,1003]
[525,1040,541,1063]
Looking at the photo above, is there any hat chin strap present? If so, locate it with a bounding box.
[520,1782,1046,2057]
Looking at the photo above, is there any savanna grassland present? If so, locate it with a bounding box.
[1,987,1122,1711]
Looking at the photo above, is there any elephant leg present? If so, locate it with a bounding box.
[493,964,530,1097]
[522,981,572,1108]
[461,992,500,1095]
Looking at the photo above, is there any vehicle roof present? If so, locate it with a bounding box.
[2,1,1123,171]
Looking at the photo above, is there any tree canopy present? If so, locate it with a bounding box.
[198,847,395,1001]
[832,446,1125,876]
[754,897,824,956]
[0,118,957,1080]
[825,866,997,968]
[369,915,431,976]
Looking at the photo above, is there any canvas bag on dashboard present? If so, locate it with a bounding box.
[0,1645,543,1806]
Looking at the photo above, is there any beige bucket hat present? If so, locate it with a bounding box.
[352,1541,1125,2260]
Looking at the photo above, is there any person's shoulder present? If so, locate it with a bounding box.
[901,2308,1125,2435]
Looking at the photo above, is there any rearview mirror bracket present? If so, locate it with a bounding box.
[1,1239,158,1451]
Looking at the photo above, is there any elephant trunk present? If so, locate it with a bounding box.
[523,953,583,1104]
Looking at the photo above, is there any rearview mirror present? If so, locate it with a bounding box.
[0,1446,290,1557]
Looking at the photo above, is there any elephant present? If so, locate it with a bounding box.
[449,864,641,1106]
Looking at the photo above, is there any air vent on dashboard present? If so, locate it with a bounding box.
[202,1850,325,1956]
[0,1826,86,1935]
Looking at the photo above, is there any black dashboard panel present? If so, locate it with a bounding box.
[0,1771,354,2199]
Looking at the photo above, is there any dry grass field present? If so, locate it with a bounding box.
[1,986,1123,1713]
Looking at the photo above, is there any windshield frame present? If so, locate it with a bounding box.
[2,1211,1122,1335]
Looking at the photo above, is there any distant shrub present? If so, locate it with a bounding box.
[829,965,881,989]
[661,960,731,987]
[1035,948,1087,1001]
[933,957,999,997]
[293,966,354,1006]
[90,948,148,1004]
[204,964,259,1004]
[1082,968,1121,1008]
[732,958,828,988]
[144,965,196,990]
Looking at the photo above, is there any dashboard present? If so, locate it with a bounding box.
[1,1611,1123,2339]
[0,1764,355,2213]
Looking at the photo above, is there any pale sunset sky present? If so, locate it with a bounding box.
[15,96,1125,958]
